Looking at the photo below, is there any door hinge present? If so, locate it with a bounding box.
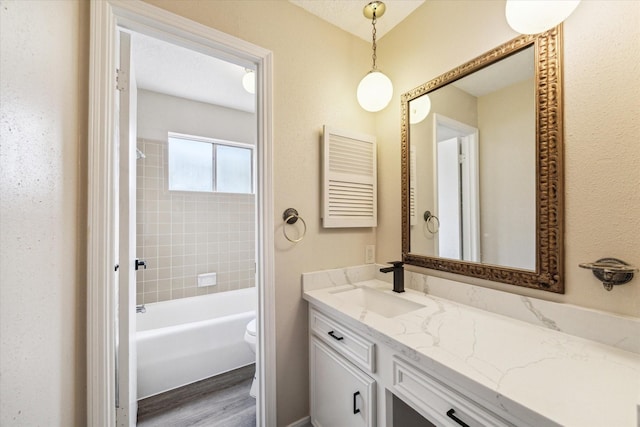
[458,154,466,164]
[116,68,128,92]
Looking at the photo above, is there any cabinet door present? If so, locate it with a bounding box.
[311,337,376,427]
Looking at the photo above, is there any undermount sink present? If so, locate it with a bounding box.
[330,286,425,318]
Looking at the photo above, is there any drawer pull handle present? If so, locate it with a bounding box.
[328,330,344,341]
[446,409,470,427]
[353,391,361,414]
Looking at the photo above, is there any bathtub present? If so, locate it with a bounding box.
[136,287,256,399]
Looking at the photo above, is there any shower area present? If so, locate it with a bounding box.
[128,30,259,423]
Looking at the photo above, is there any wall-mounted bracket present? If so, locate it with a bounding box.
[579,258,638,291]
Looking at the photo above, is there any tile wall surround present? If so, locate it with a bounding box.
[301,264,640,355]
[136,138,256,305]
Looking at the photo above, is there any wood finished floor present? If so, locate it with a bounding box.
[137,364,256,427]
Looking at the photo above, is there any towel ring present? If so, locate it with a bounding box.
[283,208,307,243]
[423,210,440,234]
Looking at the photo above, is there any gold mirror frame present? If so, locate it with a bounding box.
[401,26,564,293]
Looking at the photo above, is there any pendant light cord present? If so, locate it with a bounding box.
[371,11,378,70]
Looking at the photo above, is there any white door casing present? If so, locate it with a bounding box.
[115,30,137,427]
[88,1,275,425]
[436,137,462,259]
[433,114,480,262]
[459,134,480,263]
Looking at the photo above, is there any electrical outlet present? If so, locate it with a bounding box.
[365,245,375,264]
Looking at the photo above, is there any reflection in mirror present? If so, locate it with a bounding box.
[401,27,564,293]
[409,46,535,271]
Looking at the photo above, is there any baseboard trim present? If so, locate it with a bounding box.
[287,415,311,427]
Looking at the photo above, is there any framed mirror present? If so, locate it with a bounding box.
[401,27,563,293]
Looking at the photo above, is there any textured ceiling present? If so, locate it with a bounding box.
[453,46,535,97]
[131,32,255,113]
[289,0,426,41]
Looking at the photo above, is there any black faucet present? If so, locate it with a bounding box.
[380,261,404,293]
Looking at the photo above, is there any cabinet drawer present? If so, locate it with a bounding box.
[392,357,514,427]
[310,308,375,373]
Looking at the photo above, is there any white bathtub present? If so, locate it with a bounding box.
[136,287,256,399]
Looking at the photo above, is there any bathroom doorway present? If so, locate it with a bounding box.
[126,27,260,425]
[87,2,275,426]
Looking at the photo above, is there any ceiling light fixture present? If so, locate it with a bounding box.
[242,69,256,94]
[505,0,581,34]
[357,1,393,112]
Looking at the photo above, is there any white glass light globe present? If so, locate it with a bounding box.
[506,0,580,35]
[242,70,256,94]
[357,71,393,112]
[409,95,431,124]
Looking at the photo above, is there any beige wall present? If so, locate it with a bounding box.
[0,0,88,425]
[378,0,640,317]
[410,85,478,256]
[478,78,536,269]
[1,0,638,426]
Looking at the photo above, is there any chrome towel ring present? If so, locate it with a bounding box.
[283,208,307,243]
[423,210,440,234]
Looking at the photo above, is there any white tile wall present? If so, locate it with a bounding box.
[136,138,255,304]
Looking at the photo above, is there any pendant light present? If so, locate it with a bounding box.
[506,0,581,34]
[242,69,255,94]
[357,1,393,112]
[409,95,431,124]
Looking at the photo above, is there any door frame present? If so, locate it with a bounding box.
[87,1,275,426]
[432,114,480,262]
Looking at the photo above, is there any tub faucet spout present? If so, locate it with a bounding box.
[380,261,404,293]
[136,304,146,314]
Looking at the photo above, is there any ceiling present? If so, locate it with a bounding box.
[131,32,256,113]
[131,1,425,111]
[290,0,425,41]
[452,46,535,97]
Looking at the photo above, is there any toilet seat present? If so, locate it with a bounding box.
[246,318,256,337]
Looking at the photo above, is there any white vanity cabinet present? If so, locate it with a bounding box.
[310,337,376,427]
[309,307,377,427]
[304,271,640,427]
[308,305,529,427]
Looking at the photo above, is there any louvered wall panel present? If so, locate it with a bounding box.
[322,126,377,228]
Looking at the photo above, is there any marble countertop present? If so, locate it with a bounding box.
[303,279,640,426]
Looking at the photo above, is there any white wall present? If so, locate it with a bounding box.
[0,0,87,425]
[137,89,256,143]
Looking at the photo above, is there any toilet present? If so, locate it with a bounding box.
[244,318,257,397]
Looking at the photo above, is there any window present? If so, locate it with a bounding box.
[168,133,254,194]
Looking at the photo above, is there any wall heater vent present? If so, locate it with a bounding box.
[322,126,377,228]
